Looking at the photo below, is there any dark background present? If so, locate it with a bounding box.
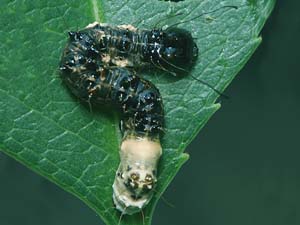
[1,1,299,225]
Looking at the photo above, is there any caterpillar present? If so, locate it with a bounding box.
[70,21,198,76]
[64,5,237,77]
[58,4,237,215]
[59,30,164,215]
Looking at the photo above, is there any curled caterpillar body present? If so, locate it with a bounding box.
[59,32,164,214]
[71,22,198,76]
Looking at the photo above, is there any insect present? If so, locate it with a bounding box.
[69,21,198,76]
[63,5,237,96]
[58,3,238,216]
[59,31,164,215]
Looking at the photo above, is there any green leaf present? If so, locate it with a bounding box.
[0,0,275,224]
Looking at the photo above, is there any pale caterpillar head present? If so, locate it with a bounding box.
[113,137,162,215]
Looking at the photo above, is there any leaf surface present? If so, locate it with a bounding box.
[0,0,275,224]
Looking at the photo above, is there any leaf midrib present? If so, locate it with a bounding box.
[91,0,105,22]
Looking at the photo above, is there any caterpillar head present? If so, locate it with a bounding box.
[152,27,198,75]
[113,138,162,215]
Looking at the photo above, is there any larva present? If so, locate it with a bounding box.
[66,5,237,77]
[59,30,164,215]
[58,4,237,214]
[71,21,198,76]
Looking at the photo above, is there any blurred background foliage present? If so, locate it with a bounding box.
[1,1,299,225]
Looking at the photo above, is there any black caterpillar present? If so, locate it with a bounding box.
[59,4,237,215]
[68,5,238,78]
[73,22,198,76]
[60,29,164,215]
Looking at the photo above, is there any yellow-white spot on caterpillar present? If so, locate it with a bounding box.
[117,24,137,32]
[85,21,100,29]
[101,54,111,64]
[112,58,132,67]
